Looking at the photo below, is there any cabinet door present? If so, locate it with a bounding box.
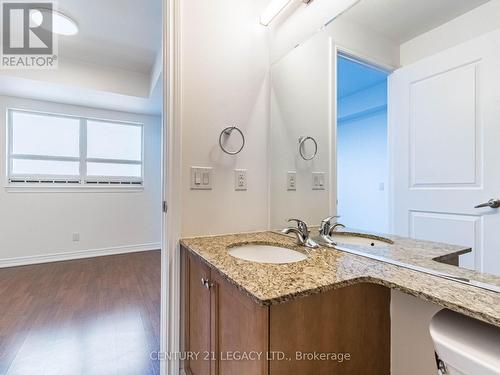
[185,253,212,375]
[270,283,390,375]
[210,271,269,375]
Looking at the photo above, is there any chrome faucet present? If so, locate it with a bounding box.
[282,219,319,248]
[319,216,346,245]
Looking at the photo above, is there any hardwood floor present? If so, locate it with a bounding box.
[0,251,161,375]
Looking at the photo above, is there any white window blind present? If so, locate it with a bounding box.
[8,109,143,186]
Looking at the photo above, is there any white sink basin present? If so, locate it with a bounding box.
[331,234,392,247]
[228,244,307,264]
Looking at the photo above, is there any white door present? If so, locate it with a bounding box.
[389,29,500,275]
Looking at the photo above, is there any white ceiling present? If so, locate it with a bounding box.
[342,0,491,44]
[57,0,162,73]
[0,0,163,115]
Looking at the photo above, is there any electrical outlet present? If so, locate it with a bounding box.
[234,169,247,191]
[72,232,80,242]
[312,172,325,190]
[190,167,213,190]
[287,171,297,191]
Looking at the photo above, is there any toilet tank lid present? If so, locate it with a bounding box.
[430,309,500,375]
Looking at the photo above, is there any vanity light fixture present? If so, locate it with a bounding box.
[260,0,313,26]
[31,9,79,36]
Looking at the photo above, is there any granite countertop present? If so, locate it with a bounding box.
[180,231,500,327]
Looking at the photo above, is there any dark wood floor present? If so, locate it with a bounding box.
[0,251,161,375]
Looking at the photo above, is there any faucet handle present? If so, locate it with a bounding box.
[330,223,346,234]
[319,215,341,236]
[287,218,309,234]
[321,215,340,224]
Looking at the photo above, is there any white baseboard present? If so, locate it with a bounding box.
[0,243,161,268]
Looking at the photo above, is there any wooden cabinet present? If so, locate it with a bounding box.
[210,271,269,375]
[184,250,212,375]
[269,283,390,375]
[182,246,390,375]
[182,248,268,375]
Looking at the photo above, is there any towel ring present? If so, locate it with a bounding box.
[298,136,318,161]
[219,126,245,155]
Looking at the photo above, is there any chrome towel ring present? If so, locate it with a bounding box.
[219,126,245,155]
[298,136,318,161]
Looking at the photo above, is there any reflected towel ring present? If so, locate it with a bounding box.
[298,136,318,161]
[219,126,245,155]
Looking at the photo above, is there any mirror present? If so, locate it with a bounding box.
[269,0,500,286]
[269,30,332,230]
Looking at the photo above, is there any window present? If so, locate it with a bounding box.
[7,109,143,186]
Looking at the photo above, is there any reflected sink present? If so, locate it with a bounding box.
[228,244,307,264]
[331,233,393,247]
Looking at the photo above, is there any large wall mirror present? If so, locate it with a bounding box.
[269,0,500,285]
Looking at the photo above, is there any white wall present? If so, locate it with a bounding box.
[269,0,360,64]
[391,291,442,375]
[0,50,162,116]
[400,0,500,66]
[180,0,270,236]
[0,96,162,266]
[0,75,162,116]
[270,1,399,68]
[0,58,151,98]
[270,32,332,229]
[337,82,388,233]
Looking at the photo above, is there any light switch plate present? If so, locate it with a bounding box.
[287,171,297,191]
[191,167,213,190]
[234,169,247,191]
[312,172,325,190]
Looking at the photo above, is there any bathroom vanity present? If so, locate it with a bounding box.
[174,0,500,373]
[180,232,500,375]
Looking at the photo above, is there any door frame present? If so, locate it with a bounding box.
[162,0,182,374]
[333,44,395,232]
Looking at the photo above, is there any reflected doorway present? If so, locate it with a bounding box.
[336,54,390,233]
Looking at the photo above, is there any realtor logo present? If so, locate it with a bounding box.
[1,2,58,69]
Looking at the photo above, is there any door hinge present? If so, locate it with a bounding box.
[162,201,168,213]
